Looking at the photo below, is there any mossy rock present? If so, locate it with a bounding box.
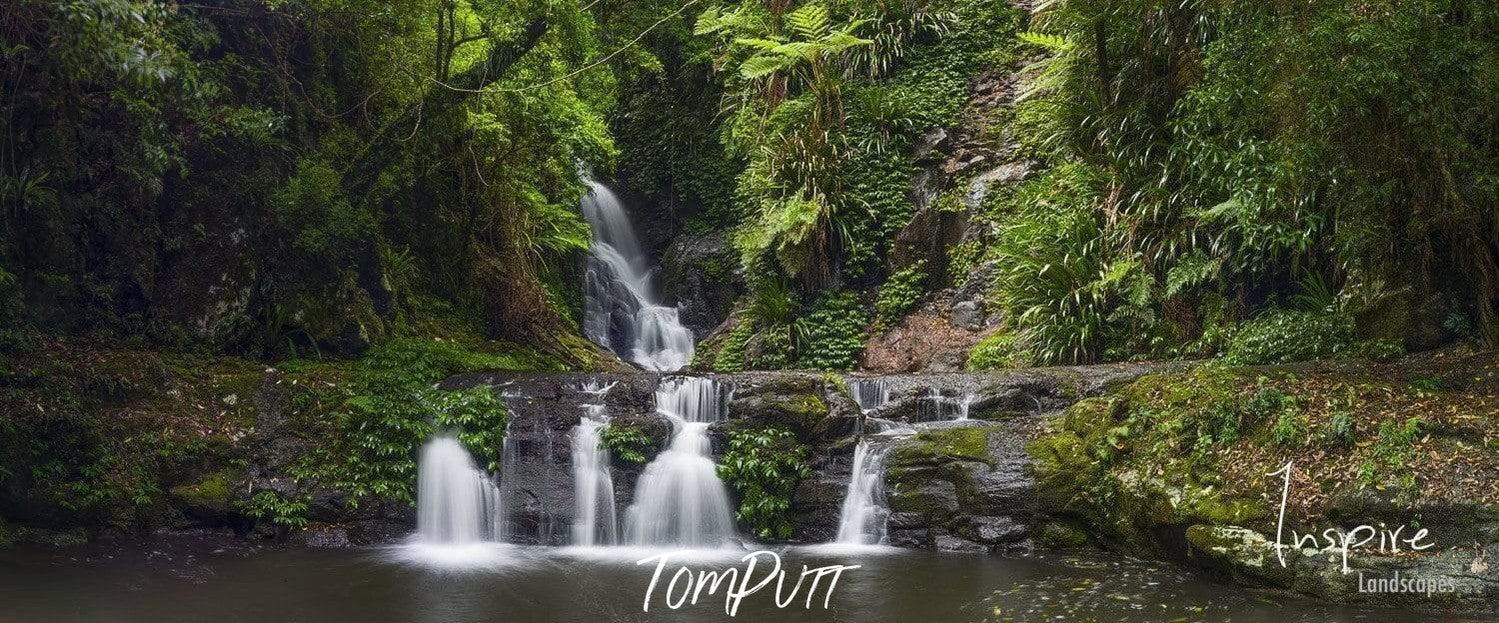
[0,518,13,548]
[969,409,1029,421]
[886,476,960,518]
[1036,521,1089,548]
[729,377,830,437]
[170,472,234,518]
[892,427,994,467]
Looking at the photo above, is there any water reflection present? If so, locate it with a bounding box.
[0,538,1473,623]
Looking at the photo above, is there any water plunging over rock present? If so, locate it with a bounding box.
[847,378,891,414]
[571,382,618,547]
[623,377,736,547]
[415,436,504,544]
[834,440,891,545]
[581,180,694,371]
[921,388,973,421]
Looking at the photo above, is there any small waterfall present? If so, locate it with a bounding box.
[623,377,736,547]
[922,388,973,421]
[834,440,891,545]
[571,382,618,547]
[847,378,891,413]
[581,180,695,371]
[416,436,504,544]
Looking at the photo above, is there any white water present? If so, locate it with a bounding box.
[581,180,694,371]
[623,377,736,547]
[833,440,891,545]
[571,382,618,547]
[415,436,504,544]
[847,378,891,414]
[923,389,973,421]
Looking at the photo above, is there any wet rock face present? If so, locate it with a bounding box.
[450,373,662,545]
[883,421,1041,553]
[660,230,742,339]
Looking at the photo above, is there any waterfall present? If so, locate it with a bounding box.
[623,377,736,547]
[415,436,504,544]
[922,388,973,421]
[581,180,694,371]
[571,382,618,547]
[847,378,891,414]
[834,440,890,545]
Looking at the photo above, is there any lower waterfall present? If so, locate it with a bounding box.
[414,436,504,544]
[623,377,736,547]
[570,382,618,547]
[833,439,891,545]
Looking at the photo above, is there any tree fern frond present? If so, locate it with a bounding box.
[1017,31,1072,52]
[786,4,830,40]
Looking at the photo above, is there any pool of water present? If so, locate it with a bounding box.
[0,536,1476,622]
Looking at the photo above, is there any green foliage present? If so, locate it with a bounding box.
[597,424,654,464]
[1348,338,1405,363]
[237,490,310,530]
[966,332,1017,370]
[290,337,521,505]
[1323,411,1356,448]
[1222,310,1354,365]
[1358,417,1427,491]
[716,426,811,540]
[712,318,756,373]
[1,0,620,354]
[873,261,927,329]
[794,290,867,370]
[1007,0,1499,356]
[1269,407,1308,448]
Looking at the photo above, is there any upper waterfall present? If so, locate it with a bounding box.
[581,180,694,371]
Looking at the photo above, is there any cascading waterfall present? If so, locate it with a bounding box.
[623,377,736,547]
[922,388,973,421]
[415,436,504,544]
[833,440,891,545]
[581,180,694,371]
[570,381,618,547]
[847,378,891,414]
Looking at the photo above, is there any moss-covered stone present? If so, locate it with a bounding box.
[892,428,993,466]
[170,472,234,517]
[1036,521,1089,548]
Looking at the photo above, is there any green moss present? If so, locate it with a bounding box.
[1037,521,1089,548]
[170,472,233,514]
[892,428,993,466]
[0,518,13,548]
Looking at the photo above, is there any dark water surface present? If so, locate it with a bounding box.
[0,536,1483,623]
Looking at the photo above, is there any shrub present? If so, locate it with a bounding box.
[1270,408,1308,447]
[597,425,654,464]
[795,290,868,371]
[874,261,927,329]
[716,427,811,540]
[237,490,309,530]
[966,333,1018,370]
[1222,309,1355,365]
[1323,411,1355,447]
